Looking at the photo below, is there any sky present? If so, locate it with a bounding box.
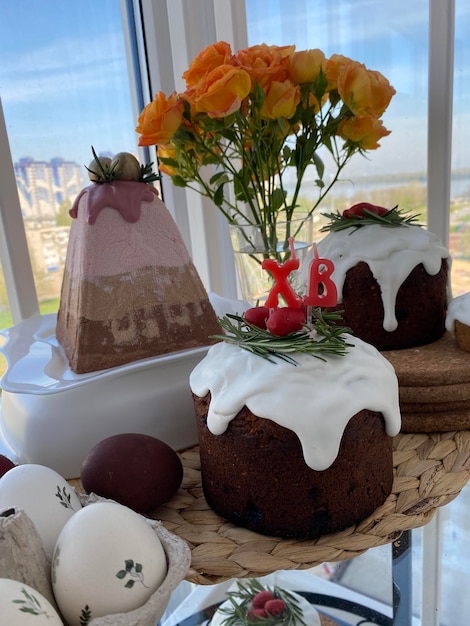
[0,0,137,173]
[0,0,469,183]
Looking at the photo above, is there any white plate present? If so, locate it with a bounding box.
[0,294,249,479]
[0,314,208,478]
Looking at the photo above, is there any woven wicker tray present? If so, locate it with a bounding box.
[71,431,470,586]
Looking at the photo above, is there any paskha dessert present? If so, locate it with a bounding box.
[446,292,470,352]
[56,151,220,373]
[209,578,337,626]
[190,308,401,539]
[312,203,450,351]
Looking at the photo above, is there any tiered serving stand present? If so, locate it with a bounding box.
[69,429,470,625]
[70,334,470,624]
[2,305,469,623]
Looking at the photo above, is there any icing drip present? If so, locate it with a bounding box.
[70,181,157,225]
[446,292,470,329]
[189,337,401,471]
[309,224,449,332]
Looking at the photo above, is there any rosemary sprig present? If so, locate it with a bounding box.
[211,310,352,364]
[320,205,421,233]
[218,579,308,626]
[86,146,160,184]
[139,162,161,184]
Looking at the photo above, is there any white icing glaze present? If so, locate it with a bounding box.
[304,224,449,332]
[446,292,470,329]
[189,337,401,471]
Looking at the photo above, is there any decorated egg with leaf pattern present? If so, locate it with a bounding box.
[0,578,63,625]
[0,464,82,558]
[51,501,167,626]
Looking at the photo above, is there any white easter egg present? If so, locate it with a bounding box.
[0,578,63,624]
[52,501,167,626]
[0,464,82,559]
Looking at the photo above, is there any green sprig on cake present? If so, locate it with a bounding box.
[321,202,421,233]
[212,307,352,365]
[217,578,308,625]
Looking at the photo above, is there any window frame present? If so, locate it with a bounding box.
[0,2,459,623]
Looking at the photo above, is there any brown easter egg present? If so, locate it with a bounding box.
[80,433,183,513]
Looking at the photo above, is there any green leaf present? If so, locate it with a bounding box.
[116,570,127,579]
[269,188,287,213]
[135,562,143,573]
[312,152,325,180]
[213,183,225,207]
[209,171,229,186]
[125,580,135,589]
[171,175,188,188]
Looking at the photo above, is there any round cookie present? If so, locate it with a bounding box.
[382,332,470,432]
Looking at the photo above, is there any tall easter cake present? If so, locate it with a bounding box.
[313,203,450,351]
[57,152,220,374]
[190,309,401,539]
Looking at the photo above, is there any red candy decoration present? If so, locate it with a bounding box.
[244,307,270,330]
[343,202,389,219]
[266,306,306,336]
[264,599,287,616]
[252,590,275,609]
[247,608,267,621]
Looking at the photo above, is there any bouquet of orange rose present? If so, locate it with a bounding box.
[136,41,395,264]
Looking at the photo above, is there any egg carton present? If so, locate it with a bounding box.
[0,494,191,626]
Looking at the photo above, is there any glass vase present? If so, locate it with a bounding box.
[229,216,313,305]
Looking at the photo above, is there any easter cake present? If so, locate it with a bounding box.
[190,308,401,539]
[446,292,470,352]
[56,152,220,374]
[312,203,450,351]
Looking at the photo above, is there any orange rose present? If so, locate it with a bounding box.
[289,49,326,84]
[337,116,391,150]
[325,54,353,91]
[193,65,251,118]
[157,144,178,176]
[337,61,396,117]
[182,41,232,87]
[136,92,184,146]
[261,80,300,120]
[233,43,295,88]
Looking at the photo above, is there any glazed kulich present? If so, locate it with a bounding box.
[57,180,220,373]
[446,292,470,352]
[315,223,449,350]
[190,338,401,539]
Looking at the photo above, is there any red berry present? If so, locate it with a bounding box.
[266,306,306,336]
[264,599,287,616]
[343,202,389,219]
[251,590,275,609]
[247,608,267,621]
[244,306,270,329]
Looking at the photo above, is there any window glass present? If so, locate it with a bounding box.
[246,0,428,224]
[451,0,470,295]
[0,263,9,378]
[247,0,468,294]
[0,0,137,317]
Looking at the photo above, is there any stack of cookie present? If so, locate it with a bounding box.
[384,330,470,432]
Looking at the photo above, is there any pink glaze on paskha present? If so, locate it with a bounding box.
[66,181,191,278]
